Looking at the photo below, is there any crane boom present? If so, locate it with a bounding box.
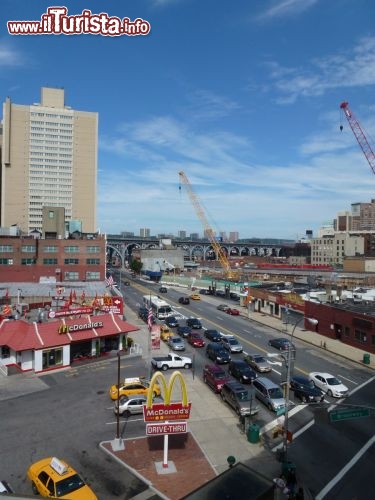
[178,171,237,280]
[340,101,375,175]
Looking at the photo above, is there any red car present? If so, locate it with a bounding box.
[187,332,205,348]
[226,308,240,316]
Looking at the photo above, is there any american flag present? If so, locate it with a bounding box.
[147,308,153,331]
[105,275,114,287]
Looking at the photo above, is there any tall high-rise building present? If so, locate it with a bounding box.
[178,230,187,239]
[140,228,150,237]
[0,87,98,233]
[229,231,239,242]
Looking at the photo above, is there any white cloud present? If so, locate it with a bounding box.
[256,0,319,22]
[0,41,24,67]
[264,36,375,104]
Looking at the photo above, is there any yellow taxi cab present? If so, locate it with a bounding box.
[160,325,173,341]
[109,377,161,400]
[27,457,97,499]
[190,293,201,301]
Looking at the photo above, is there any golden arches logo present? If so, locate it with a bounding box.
[146,370,188,408]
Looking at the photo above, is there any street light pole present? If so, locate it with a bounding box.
[282,316,304,466]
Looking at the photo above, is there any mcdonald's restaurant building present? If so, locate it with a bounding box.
[0,313,139,373]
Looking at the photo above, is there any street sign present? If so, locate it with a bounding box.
[146,421,187,436]
[330,407,370,423]
[143,402,192,422]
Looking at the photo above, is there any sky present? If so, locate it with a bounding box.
[1,0,375,241]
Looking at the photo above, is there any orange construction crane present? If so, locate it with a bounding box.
[178,171,239,281]
[340,101,375,175]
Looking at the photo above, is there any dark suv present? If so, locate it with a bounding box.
[206,343,231,364]
[228,360,257,384]
[221,381,259,416]
[204,329,222,342]
[291,375,324,403]
[186,317,202,329]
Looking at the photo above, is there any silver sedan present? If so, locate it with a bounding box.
[244,353,271,373]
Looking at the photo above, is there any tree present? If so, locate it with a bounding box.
[130,260,143,275]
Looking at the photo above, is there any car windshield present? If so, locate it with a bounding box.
[218,350,227,356]
[56,474,85,497]
[215,372,226,380]
[229,339,238,345]
[269,388,284,399]
[171,338,181,344]
[327,377,341,386]
[236,390,250,401]
[253,355,266,363]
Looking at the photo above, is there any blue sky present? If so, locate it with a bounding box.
[1,0,375,240]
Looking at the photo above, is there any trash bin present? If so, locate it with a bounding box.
[247,424,260,444]
[363,353,370,365]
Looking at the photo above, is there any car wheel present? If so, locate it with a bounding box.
[31,482,39,495]
[184,363,191,369]
[123,410,131,418]
[240,377,245,384]
[161,364,168,371]
[301,395,307,403]
[327,389,333,397]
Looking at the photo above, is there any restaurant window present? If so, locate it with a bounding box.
[64,271,79,280]
[86,271,100,280]
[354,330,367,344]
[42,348,63,369]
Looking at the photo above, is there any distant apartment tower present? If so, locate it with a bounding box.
[178,230,187,239]
[229,231,239,243]
[0,87,98,234]
[190,233,199,240]
[140,228,150,237]
[351,200,375,230]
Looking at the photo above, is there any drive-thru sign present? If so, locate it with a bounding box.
[146,422,187,435]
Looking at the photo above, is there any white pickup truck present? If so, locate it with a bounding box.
[151,353,192,371]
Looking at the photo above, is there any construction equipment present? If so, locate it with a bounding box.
[178,170,239,281]
[340,101,375,175]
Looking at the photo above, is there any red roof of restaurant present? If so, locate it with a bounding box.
[0,313,139,351]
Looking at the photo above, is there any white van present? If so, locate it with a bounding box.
[252,377,286,413]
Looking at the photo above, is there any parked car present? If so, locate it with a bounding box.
[268,337,296,352]
[27,457,98,499]
[167,336,186,351]
[205,343,231,364]
[221,381,259,416]
[244,353,271,373]
[159,286,168,293]
[0,480,14,494]
[226,308,240,316]
[217,304,230,311]
[165,316,179,328]
[290,375,324,403]
[215,290,226,297]
[109,377,161,400]
[309,372,349,398]
[203,364,230,393]
[221,334,243,353]
[187,332,205,348]
[138,306,155,324]
[204,329,222,342]
[186,317,203,329]
[190,293,201,301]
[228,359,257,384]
[230,292,240,301]
[178,296,190,305]
[252,377,286,413]
[199,289,212,295]
[114,394,148,417]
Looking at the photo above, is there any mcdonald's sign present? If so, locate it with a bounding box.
[58,324,69,334]
[143,370,191,422]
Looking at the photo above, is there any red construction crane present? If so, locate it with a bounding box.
[340,101,375,175]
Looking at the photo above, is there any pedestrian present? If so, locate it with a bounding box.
[286,469,297,496]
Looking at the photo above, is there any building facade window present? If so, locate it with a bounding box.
[64,271,79,280]
[44,246,58,253]
[354,329,367,344]
[86,258,100,265]
[21,258,35,265]
[64,246,79,253]
[64,258,79,265]
[21,245,36,253]
[43,258,58,265]
[0,258,13,265]
[86,246,100,253]
[42,348,63,369]
[0,245,13,252]
[86,271,100,280]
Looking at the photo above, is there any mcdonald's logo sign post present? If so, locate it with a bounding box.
[143,370,190,469]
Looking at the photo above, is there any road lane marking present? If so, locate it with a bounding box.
[338,374,358,385]
[315,435,375,500]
